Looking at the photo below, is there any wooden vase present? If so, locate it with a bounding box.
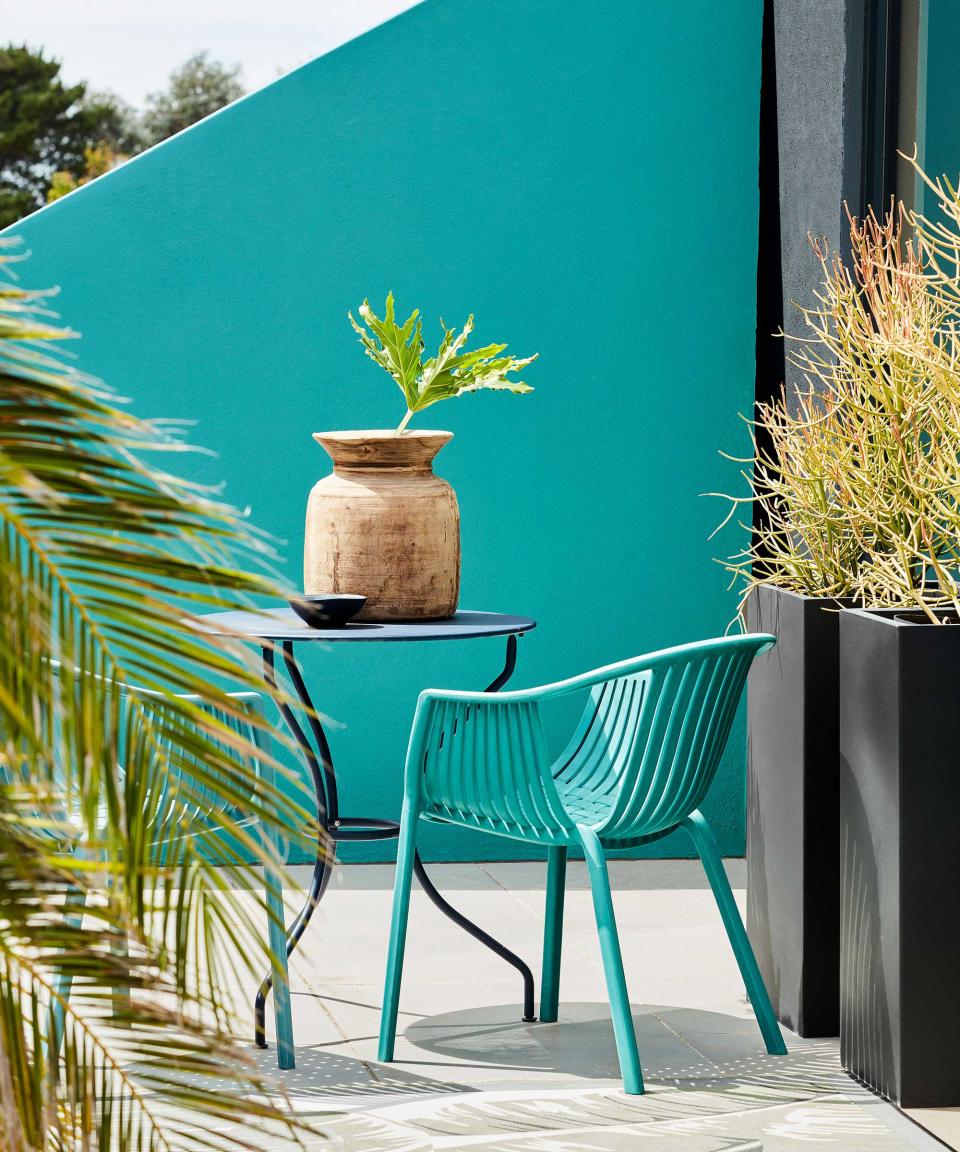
[304,430,460,621]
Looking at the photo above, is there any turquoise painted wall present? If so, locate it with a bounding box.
[919,1,960,205]
[4,0,762,861]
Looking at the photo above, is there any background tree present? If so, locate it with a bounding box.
[142,52,244,146]
[0,48,245,225]
[0,46,124,228]
[46,142,119,203]
[81,88,147,154]
[45,93,144,204]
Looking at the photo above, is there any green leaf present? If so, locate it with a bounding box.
[414,316,475,410]
[417,350,537,412]
[0,241,319,1152]
[349,292,423,410]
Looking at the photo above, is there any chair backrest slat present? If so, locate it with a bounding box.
[420,697,571,838]
[557,635,771,842]
[640,657,711,831]
[669,653,733,821]
[557,675,648,800]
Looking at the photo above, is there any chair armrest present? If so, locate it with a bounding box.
[415,633,776,708]
[414,664,651,708]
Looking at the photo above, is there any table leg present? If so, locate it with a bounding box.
[255,643,401,1048]
[484,632,518,692]
[412,854,535,1020]
[411,633,537,1021]
[254,642,336,1048]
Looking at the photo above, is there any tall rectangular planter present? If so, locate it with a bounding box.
[746,585,841,1037]
[839,608,960,1106]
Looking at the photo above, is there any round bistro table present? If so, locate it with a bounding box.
[194,607,538,1051]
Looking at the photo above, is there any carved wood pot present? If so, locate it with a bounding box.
[304,430,460,621]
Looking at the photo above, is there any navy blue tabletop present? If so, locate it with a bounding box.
[191,608,537,643]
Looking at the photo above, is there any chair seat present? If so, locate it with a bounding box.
[555,779,678,850]
[554,776,614,826]
[422,802,570,845]
[421,731,713,852]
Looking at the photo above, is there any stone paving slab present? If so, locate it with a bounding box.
[225,860,950,1150]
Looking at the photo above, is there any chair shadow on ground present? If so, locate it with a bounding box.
[402,1001,844,1089]
[221,999,846,1103]
[141,1045,471,1103]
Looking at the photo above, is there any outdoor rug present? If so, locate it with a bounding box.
[315,1045,938,1151]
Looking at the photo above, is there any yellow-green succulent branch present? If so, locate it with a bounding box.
[715,160,960,622]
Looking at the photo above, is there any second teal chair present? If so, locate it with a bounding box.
[37,676,295,1070]
[378,634,785,1094]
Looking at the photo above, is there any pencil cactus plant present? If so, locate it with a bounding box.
[717,159,960,623]
[349,293,537,433]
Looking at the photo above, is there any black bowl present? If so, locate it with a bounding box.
[288,593,367,628]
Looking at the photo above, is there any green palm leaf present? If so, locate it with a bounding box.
[0,238,321,1152]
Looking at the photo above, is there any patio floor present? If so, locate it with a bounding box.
[237,859,952,1150]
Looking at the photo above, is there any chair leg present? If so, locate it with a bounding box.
[681,810,787,1056]
[50,881,88,1059]
[378,798,420,1062]
[540,846,566,1022]
[578,827,644,1095]
[264,857,295,1070]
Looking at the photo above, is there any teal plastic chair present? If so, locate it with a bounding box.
[378,634,785,1094]
[20,673,296,1070]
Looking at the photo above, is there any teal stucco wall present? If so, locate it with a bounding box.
[4,0,762,860]
[919,1,960,205]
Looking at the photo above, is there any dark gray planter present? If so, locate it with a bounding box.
[839,608,960,1106]
[745,585,842,1037]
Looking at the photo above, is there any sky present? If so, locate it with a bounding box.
[1,0,422,108]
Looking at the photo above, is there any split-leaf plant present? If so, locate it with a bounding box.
[349,293,537,433]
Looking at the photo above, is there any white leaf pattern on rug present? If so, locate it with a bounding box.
[320,1074,919,1151]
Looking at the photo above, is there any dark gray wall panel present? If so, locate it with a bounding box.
[774,0,865,405]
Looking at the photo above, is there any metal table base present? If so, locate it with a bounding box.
[253,631,536,1050]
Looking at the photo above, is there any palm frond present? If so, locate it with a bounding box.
[0,239,322,1151]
